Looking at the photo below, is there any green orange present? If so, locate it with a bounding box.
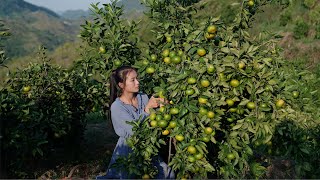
[200,79,210,87]
[146,67,155,74]
[197,48,206,57]
[185,89,195,95]
[226,99,234,106]
[187,77,197,84]
[207,111,215,118]
[230,79,240,88]
[204,127,213,135]
[207,25,217,34]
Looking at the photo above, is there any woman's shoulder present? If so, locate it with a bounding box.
[110,98,123,110]
[138,92,148,98]
[138,92,149,101]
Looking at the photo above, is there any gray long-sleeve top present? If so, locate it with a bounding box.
[105,93,149,178]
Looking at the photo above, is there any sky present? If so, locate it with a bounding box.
[24,0,111,12]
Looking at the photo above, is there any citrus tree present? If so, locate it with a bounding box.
[77,0,142,112]
[115,0,317,179]
[0,47,95,178]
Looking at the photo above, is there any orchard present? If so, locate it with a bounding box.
[1,0,320,179]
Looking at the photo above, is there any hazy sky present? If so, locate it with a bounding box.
[24,0,111,12]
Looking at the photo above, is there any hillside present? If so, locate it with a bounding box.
[59,9,91,20]
[59,0,145,20]
[117,0,146,13]
[0,0,80,58]
[0,0,58,17]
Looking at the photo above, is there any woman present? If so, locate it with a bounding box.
[99,66,174,179]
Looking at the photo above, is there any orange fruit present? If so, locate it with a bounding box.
[200,79,210,87]
[204,127,213,135]
[230,79,240,88]
[207,111,215,118]
[207,25,217,34]
[276,99,285,108]
[197,48,206,57]
[162,129,170,135]
[187,146,197,154]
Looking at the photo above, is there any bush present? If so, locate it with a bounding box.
[308,5,320,24]
[0,48,94,178]
[315,23,320,39]
[304,0,316,9]
[293,18,310,39]
[279,9,292,26]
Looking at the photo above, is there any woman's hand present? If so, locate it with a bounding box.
[144,96,166,114]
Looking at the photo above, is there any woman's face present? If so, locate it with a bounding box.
[119,70,139,94]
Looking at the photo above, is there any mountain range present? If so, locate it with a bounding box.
[0,0,144,58]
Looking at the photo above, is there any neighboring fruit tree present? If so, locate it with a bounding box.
[0,47,97,177]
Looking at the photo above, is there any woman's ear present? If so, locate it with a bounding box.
[118,82,124,89]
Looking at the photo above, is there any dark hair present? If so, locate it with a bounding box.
[110,65,137,106]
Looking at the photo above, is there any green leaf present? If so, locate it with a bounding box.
[232,123,243,130]
[220,47,230,53]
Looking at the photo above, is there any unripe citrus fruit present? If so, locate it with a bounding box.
[276,99,285,108]
[162,49,170,57]
[170,107,179,115]
[226,99,234,106]
[197,48,206,57]
[185,89,195,95]
[198,97,208,104]
[158,120,168,128]
[246,102,255,110]
[204,127,213,135]
[248,0,254,7]
[146,67,155,74]
[163,57,171,64]
[238,61,246,69]
[187,77,197,84]
[207,111,215,118]
[175,135,184,141]
[150,120,157,127]
[23,86,31,92]
[166,36,172,43]
[187,146,197,154]
[207,64,215,74]
[99,46,106,53]
[200,79,210,87]
[162,129,170,135]
[207,25,217,34]
[230,79,240,88]
[168,121,177,128]
[150,54,157,61]
[227,153,235,160]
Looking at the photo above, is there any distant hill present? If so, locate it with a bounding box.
[0,0,79,58]
[59,0,145,20]
[117,0,146,13]
[0,0,59,18]
[59,9,91,20]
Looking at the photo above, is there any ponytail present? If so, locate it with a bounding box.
[109,70,118,107]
